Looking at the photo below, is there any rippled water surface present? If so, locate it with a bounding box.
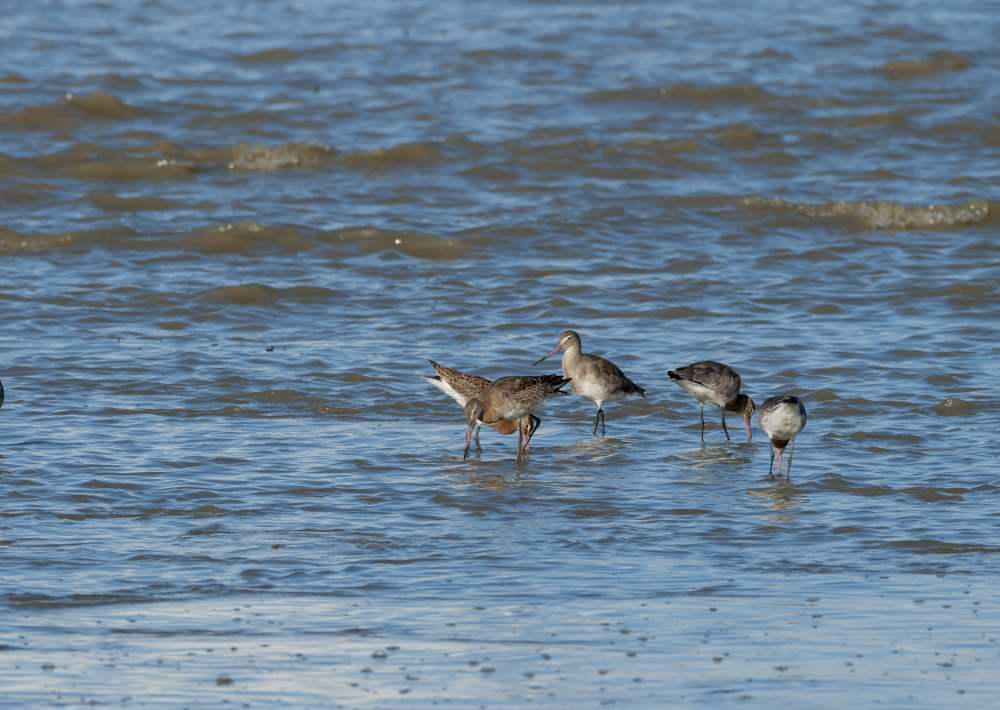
[2,1,999,707]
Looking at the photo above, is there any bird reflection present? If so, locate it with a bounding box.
[748,479,804,512]
[683,442,753,469]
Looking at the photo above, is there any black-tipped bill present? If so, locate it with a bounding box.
[532,345,561,367]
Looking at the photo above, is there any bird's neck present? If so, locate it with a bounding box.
[561,343,583,373]
[725,395,748,416]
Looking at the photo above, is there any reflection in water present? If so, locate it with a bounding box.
[464,472,515,491]
[683,442,754,469]
[571,435,631,461]
[748,479,806,513]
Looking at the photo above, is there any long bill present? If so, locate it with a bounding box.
[531,345,561,367]
[743,414,753,442]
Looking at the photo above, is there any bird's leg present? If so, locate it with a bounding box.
[592,407,601,436]
[774,447,784,480]
[720,408,730,441]
[768,446,775,479]
[700,405,706,446]
[786,440,795,478]
[516,423,530,465]
[464,423,473,460]
[599,408,606,436]
[474,424,482,452]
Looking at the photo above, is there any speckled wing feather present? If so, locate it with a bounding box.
[426,359,492,405]
[491,374,570,399]
[487,374,571,420]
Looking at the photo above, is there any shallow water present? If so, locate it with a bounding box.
[2,0,999,707]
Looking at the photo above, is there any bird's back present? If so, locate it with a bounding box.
[669,361,738,403]
[489,374,571,419]
[759,394,806,442]
[578,353,645,398]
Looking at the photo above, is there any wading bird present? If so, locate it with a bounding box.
[758,394,807,478]
[425,360,569,463]
[667,361,754,444]
[533,330,645,436]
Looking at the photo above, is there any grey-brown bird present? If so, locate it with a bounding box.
[533,330,645,436]
[668,361,754,444]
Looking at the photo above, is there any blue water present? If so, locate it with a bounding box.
[1,1,999,707]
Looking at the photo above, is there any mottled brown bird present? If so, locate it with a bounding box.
[425,360,569,463]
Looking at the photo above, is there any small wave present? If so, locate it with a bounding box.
[662,258,710,273]
[339,142,443,169]
[584,82,775,106]
[21,140,336,181]
[882,539,998,554]
[9,141,198,182]
[4,220,464,260]
[229,142,335,171]
[713,122,774,147]
[241,389,323,403]
[177,222,315,254]
[463,47,565,63]
[235,47,299,63]
[0,226,74,254]
[81,479,143,491]
[0,225,135,255]
[8,591,154,608]
[198,284,338,306]
[881,51,971,79]
[210,389,330,414]
[65,91,144,119]
[846,431,922,444]
[90,192,186,211]
[901,486,965,503]
[816,475,896,497]
[320,226,466,260]
[815,476,972,503]
[60,156,197,182]
[644,306,712,319]
[741,196,993,230]
[842,110,911,128]
[931,398,986,417]
[139,505,227,518]
[0,91,144,131]
[460,165,517,182]
[96,72,144,90]
[619,138,702,163]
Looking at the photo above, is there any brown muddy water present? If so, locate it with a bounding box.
[2,1,999,708]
